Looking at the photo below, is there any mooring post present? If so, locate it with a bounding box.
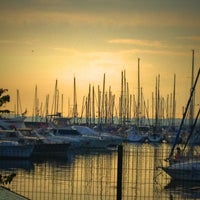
[117,144,123,200]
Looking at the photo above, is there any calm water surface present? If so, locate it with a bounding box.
[1,143,200,200]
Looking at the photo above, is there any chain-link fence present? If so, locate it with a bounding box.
[1,143,199,200]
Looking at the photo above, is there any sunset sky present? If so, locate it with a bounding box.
[0,0,200,118]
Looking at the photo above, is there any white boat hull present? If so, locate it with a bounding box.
[162,161,200,181]
[72,125,123,148]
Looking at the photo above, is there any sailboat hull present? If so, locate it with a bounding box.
[162,161,200,181]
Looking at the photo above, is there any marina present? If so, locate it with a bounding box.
[0,65,199,199]
[1,0,200,199]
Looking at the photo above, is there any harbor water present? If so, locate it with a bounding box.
[1,143,200,200]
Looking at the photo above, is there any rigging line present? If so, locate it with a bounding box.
[168,67,200,159]
[183,107,200,151]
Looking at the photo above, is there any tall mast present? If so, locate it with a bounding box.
[137,58,140,127]
[51,79,58,116]
[97,85,101,125]
[155,76,158,130]
[123,70,127,124]
[152,92,154,122]
[169,67,200,159]
[120,71,123,125]
[189,49,195,128]
[54,79,58,115]
[154,74,160,130]
[172,74,176,127]
[16,89,19,116]
[32,85,39,122]
[87,84,91,126]
[45,94,49,118]
[61,94,63,117]
[126,82,129,121]
[157,74,160,126]
[101,73,105,124]
[92,85,95,125]
[73,76,78,124]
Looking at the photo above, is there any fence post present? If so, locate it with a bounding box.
[117,144,123,200]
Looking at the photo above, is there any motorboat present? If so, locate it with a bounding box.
[47,116,123,148]
[0,128,70,157]
[38,127,82,148]
[18,128,71,157]
[0,116,26,130]
[0,129,39,144]
[71,125,123,148]
[0,140,33,158]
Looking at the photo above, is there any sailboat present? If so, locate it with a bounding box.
[126,58,148,143]
[162,107,200,181]
[161,66,200,181]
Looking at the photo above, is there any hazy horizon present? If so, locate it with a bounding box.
[1,0,200,119]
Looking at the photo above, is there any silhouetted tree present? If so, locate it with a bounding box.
[0,88,10,113]
[0,88,16,186]
[0,173,16,185]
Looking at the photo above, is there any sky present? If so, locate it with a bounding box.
[0,0,200,119]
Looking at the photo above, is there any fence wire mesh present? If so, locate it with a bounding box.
[1,143,200,200]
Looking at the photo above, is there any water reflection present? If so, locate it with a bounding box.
[164,180,200,199]
[0,159,34,171]
[0,143,199,199]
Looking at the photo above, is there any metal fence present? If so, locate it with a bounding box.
[1,143,199,200]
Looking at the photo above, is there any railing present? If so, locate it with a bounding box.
[1,143,199,200]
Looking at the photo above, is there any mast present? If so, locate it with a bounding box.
[87,84,91,126]
[92,85,95,125]
[97,85,101,125]
[137,58,140,128]
[16,89,23,118]
[56,89,59,116]
[45,94,49,118]
[152,92,154,123]
[123,70,127,124]
[172,74,176,128]
[16,89,19,116]
[120,71,123,125]
[68,97,70,117]
[54,80,58,115]
[130,94,132,123]
[155,76,158,130]
[61,94,63,117]
[101,73,105,124]
[169,68,200,159]
[80,96,85,123]
[189,49,195,128]
[73,76,78,124]
[166,94,169,124]
[51,79,58,116]
[32,85,39,122]
[126,82,129,122]
[157,74,160,128]
[105,91,108,124]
